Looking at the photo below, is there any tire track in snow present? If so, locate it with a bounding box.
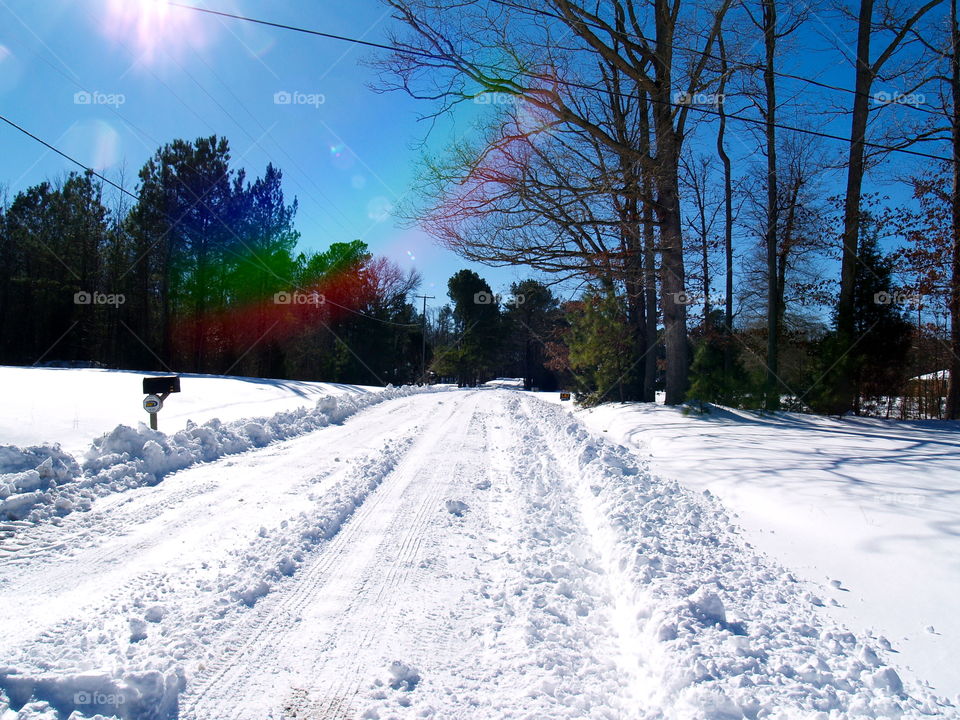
[2,390,648,719]
[179,431,421,717]
[182,397,471,718]
[303,399,490,716]
[185,394,486,719]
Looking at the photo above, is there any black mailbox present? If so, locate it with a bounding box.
[143,376,181,395]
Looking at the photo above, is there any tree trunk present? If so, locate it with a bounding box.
[621,198,647,401]
[947,0,960,418]
[653,0,688,405]
[699,188,711,324]
[717,34,734,353]
[640,90,659,403]
[654,133,688,404]
[763,0,781,410]
[837,0,875,413]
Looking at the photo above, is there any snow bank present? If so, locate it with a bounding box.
[0,445,80,519]
[0,366,387,456]
[0,384,440,525]
[0,669,183,720]
[520,396,957,719]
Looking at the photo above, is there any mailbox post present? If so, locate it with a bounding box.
[142,376,181,430]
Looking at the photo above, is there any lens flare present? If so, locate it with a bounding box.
[0,44,22,93]
[169,254,400,360]
[63,120,122,171]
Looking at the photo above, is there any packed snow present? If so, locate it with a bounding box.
[0,368,956,718]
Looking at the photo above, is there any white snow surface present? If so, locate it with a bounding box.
[0,365,383,457]
[566,399,960,704]
[0,371,955,719]
[0,379,436,525]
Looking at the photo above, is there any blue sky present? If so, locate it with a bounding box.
[0,0,541,309]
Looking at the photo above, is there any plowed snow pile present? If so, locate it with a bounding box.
[1,383,436,525]
[566,398,960,701]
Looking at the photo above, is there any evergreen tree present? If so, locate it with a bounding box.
[687,311,752,409]
[811,223,912,415]
[440,269,502,386]
[566,286,636,405]
[129,136,236,372]
[501,279,561,390]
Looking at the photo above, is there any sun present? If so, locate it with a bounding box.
[102,0,206,63]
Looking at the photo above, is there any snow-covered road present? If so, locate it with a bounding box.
[0,390,955,719]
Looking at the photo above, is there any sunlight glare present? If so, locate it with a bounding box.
[103,0,205,63]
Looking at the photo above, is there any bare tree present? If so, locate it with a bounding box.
[379,0,734,404]
[834,0,945,412]
[716,32,736,347]
[680,152,724,324]
[902,0,960,417]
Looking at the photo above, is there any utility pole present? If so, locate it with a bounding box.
[415,294,434,383]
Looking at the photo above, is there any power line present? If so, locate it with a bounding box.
[165,2,441,60]
[167,2,956,164]
[323,296,421,327]
[0,113,139,200]
[557,76,953,163]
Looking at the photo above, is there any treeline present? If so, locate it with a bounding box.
[375,0,960,418]
[0,130,944,416]
[0,136,431,384]
[426,271,563,390]
[0,135,577,389]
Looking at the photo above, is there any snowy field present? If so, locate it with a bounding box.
[567,400,960,702]
[0,368,957,718]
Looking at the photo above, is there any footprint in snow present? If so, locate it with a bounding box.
[387,660,421,691]
[445,499,469,517]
